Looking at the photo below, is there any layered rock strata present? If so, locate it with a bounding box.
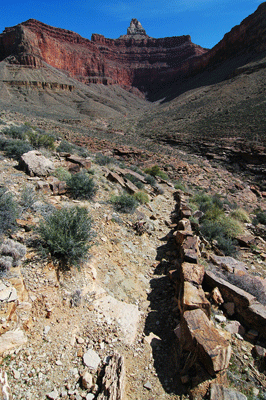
[0,18,207,92]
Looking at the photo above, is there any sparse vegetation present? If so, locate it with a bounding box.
[144,165,169,180]
[3,139,33,160]
[133,191,149,204]
[67,171,97,199]
[0,187,19,236]
[19,185,37,212]
[53,167,72,182]
[0,239,26,274]
[230,208,251,223]
[253,208,266,226]
[125,173,145,189]
[38,206,93,267]
[56,140,89,158]
[95,153,113,165]
[110,193,138,213]
[174,180,187,192]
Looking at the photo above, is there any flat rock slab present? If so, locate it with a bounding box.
[66,155,91,169]
[210,383,247,399]
[181,309,231,375]
[0,283,17,302]
[0,329,27,354]
[93,293,140,345]
[204,271,256,308]
[210,255,247,273]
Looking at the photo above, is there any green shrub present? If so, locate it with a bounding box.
[53,167,72,182]
[0,188,19,235]
[67,171,96,199]
[19,186,36,212]
[38,206,92,267]
[133,191,149,204]
[111,194,138,213]
[27,131,55,150]
[2,125,28,140]
[174,180,187,192]
[145,174,156,186]
[253,208,266,226]
[56,140,89,158]
[125,173,145,189]
[230,208,251,223]
[95,153,113,166]
[144,165,168,180]
[4,140,33,160]
[217,216,243,238]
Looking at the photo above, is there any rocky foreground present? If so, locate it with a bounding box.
[0,115,266,399]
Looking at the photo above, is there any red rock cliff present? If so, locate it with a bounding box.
[0,18,207,91]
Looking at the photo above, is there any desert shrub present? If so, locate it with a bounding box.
[174,180,187,192]
[217,215,243,238]
[110,194,138,213]
[145,174,156,186]
[67,171,97,199]
[125,173,145,189]
[0,239,26,264]
[27,131,55,150]
[133,191,149,204]
[0,256,13,275]
[253,208,266,226]
[230,208,251,223]
[191,193,213,213]
[144,165,168,180]
[4,139,33,160]
[38,206,92,267]
[56,140,89,158]
[95,153,113,165]
[53,167,72,182]
[19,185,36,212]
[0,188,19,235]
[2,125,28,140]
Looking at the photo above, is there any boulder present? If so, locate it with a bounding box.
[210,255,247,274]
[182,235,200,264]
[181,309,231,376]
[181,282,211,316]
[210,383,247,399]
[181,262,205,285]
[0,329,27,354]
[19,150,55,177]
[66,155,91,170]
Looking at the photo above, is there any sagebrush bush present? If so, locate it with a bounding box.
[56,140,89,158]
[95,153,113,165]
[133,191,149,204]
[174,180,187,192]
[0,239,26,264]
[0,256,13,274]
[253,208,266,226]
[38,206,92,267]
[20,185,36,212]
[0,188,19,235]
[111,194,138,213]
[144,165,168,180]
[230,208,251,223]
[4,139,33,160]
[145,174,156,186]
[27,131,55,150]
[53,167,72,182]
[125,173,144,189]
[67,172,97,199]
[2,125,28,140]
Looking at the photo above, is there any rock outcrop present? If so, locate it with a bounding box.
[0,18,207,93]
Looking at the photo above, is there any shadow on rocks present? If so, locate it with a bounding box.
[144,229,185,396]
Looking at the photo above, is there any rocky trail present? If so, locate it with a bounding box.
[0,116,266,399]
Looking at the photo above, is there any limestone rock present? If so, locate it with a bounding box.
[19,150,55,177]
[127,19,147,37]
[83,349,101,371]
[81,371,93,390]
[0,328,27,354]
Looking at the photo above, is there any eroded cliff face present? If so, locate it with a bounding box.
[0,18,207,92]
[0,2,266,96]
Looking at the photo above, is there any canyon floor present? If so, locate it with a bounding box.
[1,112,266,400]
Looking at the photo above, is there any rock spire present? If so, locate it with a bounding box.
[126,18,148,38]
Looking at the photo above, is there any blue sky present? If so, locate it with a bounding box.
[0,0,263,49]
